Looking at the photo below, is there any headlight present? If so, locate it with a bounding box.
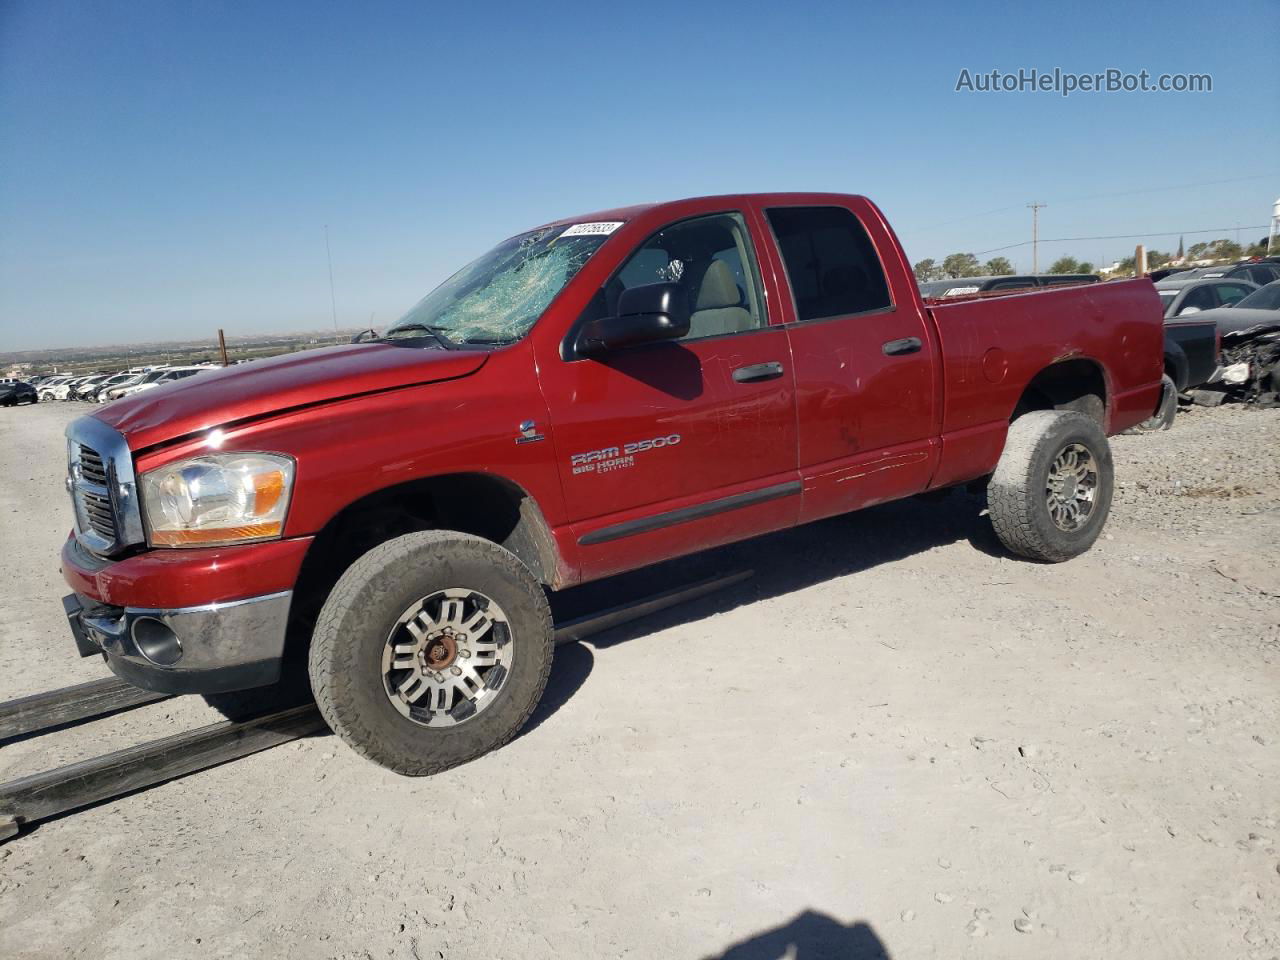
[140,453,294,547]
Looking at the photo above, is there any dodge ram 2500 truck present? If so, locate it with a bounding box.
[60,193,1165,774]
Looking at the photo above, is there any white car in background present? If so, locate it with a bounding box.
[111,365,216,399]
[105,368,175,399]
[99,367,175,402]
[43,376,92,401]
[97,372,147,402]
[87,372,143,402]
[37,377,72,401]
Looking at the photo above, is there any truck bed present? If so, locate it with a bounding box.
[921,279,1165,489]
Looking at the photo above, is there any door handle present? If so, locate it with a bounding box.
[732,361,785,383]
[882,336,923,356]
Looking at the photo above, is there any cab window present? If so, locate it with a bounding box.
[583,212,768,341]
[765,206,892,321]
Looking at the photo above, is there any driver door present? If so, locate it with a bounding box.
[538,209,799,581]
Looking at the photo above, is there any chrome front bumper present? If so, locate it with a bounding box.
[66,590,293,694]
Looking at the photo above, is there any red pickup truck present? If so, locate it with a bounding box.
[61,193,1164,774]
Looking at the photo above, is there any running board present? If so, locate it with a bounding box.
[0,704,325,841]
[0,676,170,744]
[553,569,753,645]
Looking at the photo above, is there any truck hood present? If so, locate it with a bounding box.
[95,343,489,451]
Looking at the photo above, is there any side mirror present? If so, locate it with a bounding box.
[576,282,690,357]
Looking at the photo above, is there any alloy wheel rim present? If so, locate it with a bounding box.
[1045,442,1099,531]
[381,588,513,727]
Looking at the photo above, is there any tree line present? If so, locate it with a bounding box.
[913,253,1094,281]
[914,236,1270,283]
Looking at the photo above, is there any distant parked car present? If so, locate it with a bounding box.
[918,273,1100,298]
[68,374,113,401]
[1155,277,1258,318]
[87,372,142,403]
[113,365,216,398]
[1173,262,1280,287]
[36,376,69,400]
[1147,266,1195,282]
[45,376,93,400]
[107,368,173,399]
[0,381,38,406]
[1167,279,1280,338]
[99,372,151,402]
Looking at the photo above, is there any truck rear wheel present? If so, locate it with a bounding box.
[308,530,553,775]
[988,410,1114,562]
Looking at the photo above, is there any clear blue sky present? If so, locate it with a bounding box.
[2,0,1277,351]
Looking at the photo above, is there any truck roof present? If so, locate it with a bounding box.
[529,192,872,231]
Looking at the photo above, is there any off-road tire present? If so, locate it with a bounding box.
[308,530,553,775]
[988,410,1114,562]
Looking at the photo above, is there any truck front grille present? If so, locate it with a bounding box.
[78,484,119,542]
[78,444,109,486]
[72,441,121,547]
[65,418,143,556]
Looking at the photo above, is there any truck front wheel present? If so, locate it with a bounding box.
[309,530,553,775]
[987,410,1114,562]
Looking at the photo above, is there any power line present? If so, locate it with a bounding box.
[1027,202,1046,273]
[973,224,1270,256]
[324,225,338,335]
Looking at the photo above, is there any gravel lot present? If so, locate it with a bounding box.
[1,400,1277,959]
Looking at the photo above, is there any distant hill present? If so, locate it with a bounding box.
[2,327,370,376]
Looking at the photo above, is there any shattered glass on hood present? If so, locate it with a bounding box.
[388,225,613,346]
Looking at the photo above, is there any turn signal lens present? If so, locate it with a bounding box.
[140,453,295,548]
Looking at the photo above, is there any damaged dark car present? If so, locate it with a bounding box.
[1181,280,1280,408]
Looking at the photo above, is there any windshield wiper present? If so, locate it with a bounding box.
[460,335,518,346]
[382,323,455,349]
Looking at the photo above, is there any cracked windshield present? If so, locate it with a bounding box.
[386,224,617,345]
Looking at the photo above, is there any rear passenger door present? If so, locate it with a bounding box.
[758,201,939,522]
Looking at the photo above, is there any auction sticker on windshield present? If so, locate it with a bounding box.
[560,222,623,238]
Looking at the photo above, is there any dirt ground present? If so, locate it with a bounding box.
[1,399,1277,960]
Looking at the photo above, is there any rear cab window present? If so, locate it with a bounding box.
[764,206,892,322]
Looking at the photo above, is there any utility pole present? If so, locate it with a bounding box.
[324,225,339,335]
[217,328,229,366]
[1027,202,1047,273]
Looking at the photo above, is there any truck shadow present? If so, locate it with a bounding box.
[702,910,891,960]
[525,489,1002,736]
